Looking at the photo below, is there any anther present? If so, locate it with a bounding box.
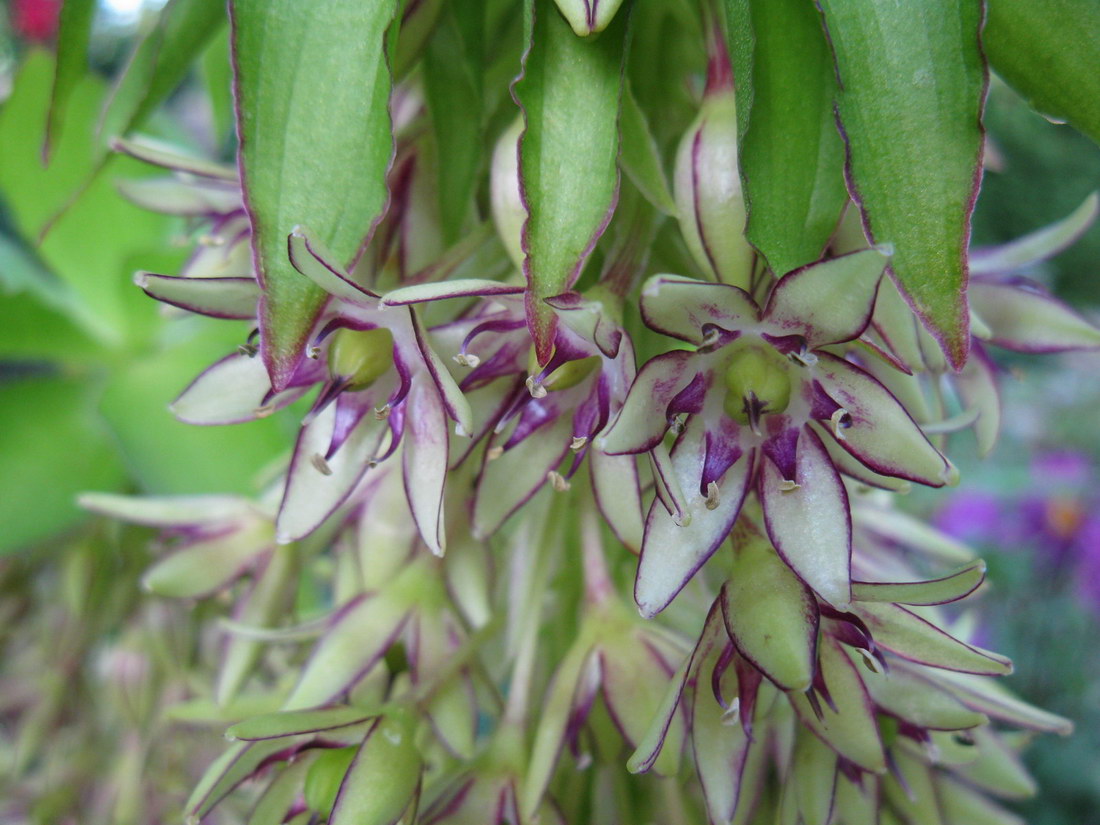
[705,481,721,510]
[830,407,852,440]
[453,353,480,368]
[487,446,504,461]
[526,376,548,399]
[778,479,800,493]
[374,405,391,420]
[547,470,571,492]
[311,454,333,475]
[254,404,275,418]
[570,436,588,452]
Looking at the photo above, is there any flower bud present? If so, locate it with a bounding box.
[328,327,395,391]
[552,0,626,36]
[490,116,528,272]
[330,711,422,825]
[722,340,793,428]
[305,746,358,819]
[674,84,754,290]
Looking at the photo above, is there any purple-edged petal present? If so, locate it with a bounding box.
[956,344,1001,457]
[917,667,1072,735]
[77,492,254,527]
[545,291,623,358]
[171,352,309,425]
[762,248,888,347]
[635,422,752,618]
[970,281,1100,352]
[692,655,750,825]
[284,592,414,710]
[143,537,269,599]
[112,136,239,180]
[760,427,852,609]
[860,666,987,732]
[288,225,379,303]
[410,309,474,437]
[276,401,389,543]
[639,274,760,344]
[402,375,451,556]
[853,602,1012,676]
[815,353,954,487]
[589,450,644,552]
[600,351,698,455]
[788,637,886,773]
[116,176,242,216]
[380,279,525,307]
[851,560,986,606]
[472,414,573,539]
[136,272,259,319]
[970,192,1099,275]
[599,634,682,752]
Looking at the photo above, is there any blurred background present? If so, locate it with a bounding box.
[0,1,1098,823]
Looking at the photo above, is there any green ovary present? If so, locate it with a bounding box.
[328,327,395,390]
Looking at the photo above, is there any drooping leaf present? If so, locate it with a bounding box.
[619,79,677,217]
[423,0,484,243]
[816,0,985,368]
[44,0,96,161]
[231,0,399,388]
[984,0,1100,146]
[724,0,848,276]
[514,0,627,362]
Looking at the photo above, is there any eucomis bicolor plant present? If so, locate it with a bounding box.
[68,0,1100,821]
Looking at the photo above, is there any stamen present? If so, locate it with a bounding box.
[453,352,480,368]
[526,376,548,399]
[238,342,259,358]
[720,697,741,725]
[856,648,880,673]
[705,481,720,510]
[778,479,800,493]
[307,346,321,360]
[790,348,818,367]
[830,407,852,440]
[547,470,571,492]
[254,404,275,418]
[374,404,391,420]
[698,327,721,352]
[487,445,504,461]
[197,233,225,247]
[311,454,333,476]
[570,436,588,452]
[668,415,685,434]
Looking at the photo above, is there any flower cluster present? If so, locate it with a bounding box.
[81,54,1100,825]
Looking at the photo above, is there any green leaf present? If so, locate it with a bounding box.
[724,0,848,276]
[330,714,422,825]
[423,0,484,243]
[816,0,985,368]
[45,0,96,161]
[619,79,676,217]
[851,561,986,606]
[515,0,627,362]
[984,0,1100,146]
[0,376,127,554]
[201,26,236,150]
[100,0,227,145]
[231,0,399,388]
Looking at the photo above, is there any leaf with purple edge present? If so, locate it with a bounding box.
[853,602,1013,676]
[330,714,422,825]
[142,533,268,599]
[759,427,852,609]
[919,668,1073,735]
[231,0,398,389]
[859,663,987,732]
[589,450,644,553]
[816,0,985,368]
[410,309,474,438]
[111,135,238,180]
[514,0,626,363]
[136,272,259,319]
[721,540,819,691]
[762,248,888,348]
[851,560,986,607]
[186,738,302,822]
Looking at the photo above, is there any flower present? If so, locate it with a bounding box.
[601,249,954,616]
